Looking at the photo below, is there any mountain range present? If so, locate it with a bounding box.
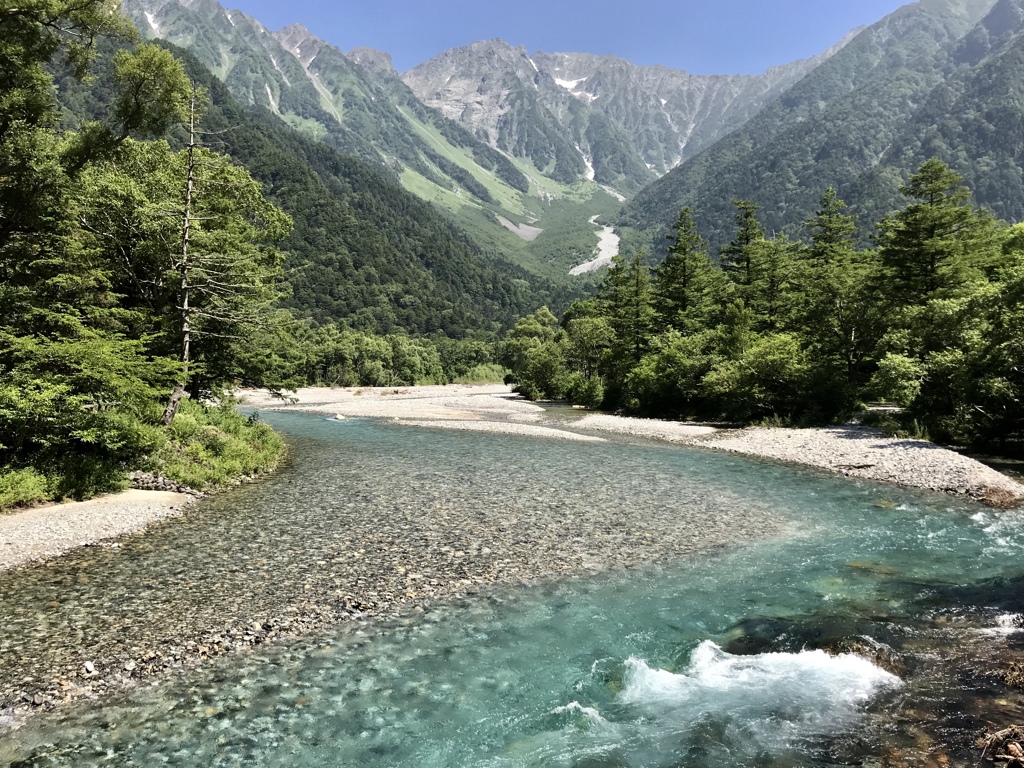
[120,0,859,278]
[105,0,1024,329]
[620,0,1024,254]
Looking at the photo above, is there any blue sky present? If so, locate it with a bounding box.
[226,0,912,74]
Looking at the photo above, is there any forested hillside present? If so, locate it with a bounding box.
[855,0,1024,227]
[619,0,1005,257]
[508,162,1024,454]
[58,42,568,335]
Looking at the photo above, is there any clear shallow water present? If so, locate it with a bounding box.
[3,413,1024,767]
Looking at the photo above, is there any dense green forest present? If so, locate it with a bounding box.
[507,160,1024,452]
[0,1,303,508]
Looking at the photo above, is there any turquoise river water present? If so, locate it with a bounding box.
[2,412,1024,767]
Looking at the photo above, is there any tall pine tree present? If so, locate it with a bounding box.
[601,251,657,373]
[654,207,721,333]
[798,188,881,382]
[877,158,1001,305]
[719,200,766,307]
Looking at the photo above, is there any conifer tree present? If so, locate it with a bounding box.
[752,235,798,333]
[655,207,721,333]
[719,200,766,305]
[601,251,657,371]
[798,188,880,381]
[877,158,1000,304]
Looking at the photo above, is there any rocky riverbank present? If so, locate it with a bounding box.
[0,490,195,572]
[246,386,1024,507]
[571,415,1024,507]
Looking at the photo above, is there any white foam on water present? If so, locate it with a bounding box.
[619,641,901,749]
[507,642,901,766]
[975,510,1024,555]
[979,613,1024,636]
[551,701,609,727]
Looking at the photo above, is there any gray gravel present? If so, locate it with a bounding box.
[398,419,606,441]
[704,426,1024,506]
[0,491,194,572]
[572,414,1024,507]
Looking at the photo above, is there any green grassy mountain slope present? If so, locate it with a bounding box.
[58,41,570,335]
[121,0,623,281]
[619,0,1001,255]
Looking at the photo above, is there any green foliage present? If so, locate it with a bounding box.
[870,354,926,407]
[0,15,296,504]
[601,250,658,374]
[506,165,1024,445]
[147,400,287,491]
[655,207,722,333]
[701,334,811,422]
[0,468,52,513]
[876,159,1001,305]
[299,326,506,387]
[795,189,884,386]
[453,364,508,385]
[624,330,721,417]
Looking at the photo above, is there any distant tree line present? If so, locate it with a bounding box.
[505,159,1024,451]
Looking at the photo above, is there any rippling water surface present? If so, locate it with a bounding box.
[2,412,1024,767]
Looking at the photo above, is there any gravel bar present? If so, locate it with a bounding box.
[572,413,1024,507]
[0,491,194,572]
[397,419,606,441]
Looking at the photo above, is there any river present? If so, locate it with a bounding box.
[2,411,1023,767]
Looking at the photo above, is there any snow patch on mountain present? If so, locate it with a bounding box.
[555,77,586,91]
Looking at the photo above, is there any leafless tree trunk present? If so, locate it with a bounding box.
[161,88,198,426]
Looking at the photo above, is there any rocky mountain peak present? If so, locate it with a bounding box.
[347,47,396,76]
[404,32,854,181]
[273,23,323,61]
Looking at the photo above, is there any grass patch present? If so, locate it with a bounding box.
[861,410,932,441]
[0,467,51,512]
[0,399,288,513]
[454,364,509,385]
[146,399,287,491]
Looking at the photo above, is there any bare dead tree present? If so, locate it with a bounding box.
[161,86,199,426]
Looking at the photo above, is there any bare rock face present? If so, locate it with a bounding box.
[347,47,397,77]
[122,0,853,196]
[401,38,850,184]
